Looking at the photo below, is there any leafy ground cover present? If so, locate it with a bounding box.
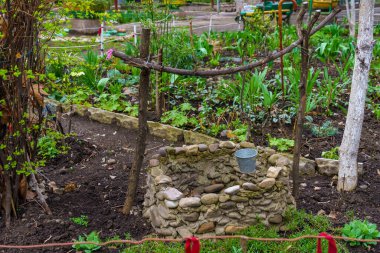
[45,23,380,145]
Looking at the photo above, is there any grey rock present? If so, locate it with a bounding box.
[219,201,236,209]
[186,145,199,156]
[182,212,200,222]
[107,159,117,165]
[315,158,364,176]
[179,197,201,208]
[219,194,230,203]
[177,227,192,238]
[266,167,282,179]
[149,159,159,167]
[218,217,230,225]
[268,214,283,224]
[157,204,171,219]
[149,207,162,227]
[175,147,186,155]
[231,196,248,202]
[219,141,236,149]
[204,184,224,193]
[224,185,240,195]
[258,178,276,189]
[201,193,219,205]
[151,167,163,177]
[242,182,260,191]
[165,200,179,209]
[240,141,255,148]
[198,144,208,152]
[154,175,172,185]
[156,228,176,236]
[227,212,241,219]
[163,187,183,201]
[209,143,220,153]
[156,191,165,201]
[215,226,225,235]
[158,147,167,157]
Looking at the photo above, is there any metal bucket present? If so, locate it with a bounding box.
[235,148,258,173]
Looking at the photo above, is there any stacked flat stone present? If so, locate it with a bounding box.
[143,141,296,238]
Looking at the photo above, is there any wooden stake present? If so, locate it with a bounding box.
[123,28,151,215]
[155,47,163,118]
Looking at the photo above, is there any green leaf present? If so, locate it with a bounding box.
[97,78,109,93]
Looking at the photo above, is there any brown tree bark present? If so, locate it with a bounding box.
[292,5,320,198]
[122,28,151,215]
[155,47,163,118]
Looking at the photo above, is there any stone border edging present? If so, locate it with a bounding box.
[48,100,218,144]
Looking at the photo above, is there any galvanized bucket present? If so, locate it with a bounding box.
[234,148,258,173]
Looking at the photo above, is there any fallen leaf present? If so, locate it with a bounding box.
[26,190,36,201]
[328,211,338,219]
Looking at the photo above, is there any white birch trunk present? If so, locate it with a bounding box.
[350,0,356,37]
[338,0,375,191]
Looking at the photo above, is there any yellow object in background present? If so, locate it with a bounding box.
[312,0,338,9]
[163,0,187,5]
[141,0,154,4]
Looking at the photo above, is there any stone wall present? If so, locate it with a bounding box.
[143,141,296,238]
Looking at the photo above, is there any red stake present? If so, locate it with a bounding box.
[316,232,338,253]
[185,237,201,253]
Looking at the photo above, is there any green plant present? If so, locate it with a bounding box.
[161,102,197,127]
[37,130,70,159]
[267,135,294,152]
[310,121,338,138]
[70,215,89,227]
[342,220,380,248]
[73,231,102,253]
[322,147,339,160]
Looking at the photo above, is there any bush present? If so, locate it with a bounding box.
[342,220,380,248]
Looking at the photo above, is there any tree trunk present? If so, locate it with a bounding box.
[155,47,163,118]
[338,0,374,191]
[346,0,356,37]
[122,29,151,214]
[292,5,319,198]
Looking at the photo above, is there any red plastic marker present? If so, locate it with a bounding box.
[316,232,337,253]
[185,236,201,253]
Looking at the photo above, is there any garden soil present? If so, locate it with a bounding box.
[0,113,379,253]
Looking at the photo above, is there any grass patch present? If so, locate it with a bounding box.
[119,208,349,253]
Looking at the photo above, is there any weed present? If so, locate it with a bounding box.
[73,231,101,253]
[267,135,294,152]
[161,103,197,127]
[37,130,70,159]
[321,147,339,160]
[70,215,89,227]
[342,220,380,248]
[310,121,338,138]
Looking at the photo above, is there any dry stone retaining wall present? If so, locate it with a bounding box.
[143,141,296,238]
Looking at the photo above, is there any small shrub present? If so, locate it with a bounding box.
[267,135,294,152]
[37,130,69,159]
[161,103,197,127]
[310,121,338,137]
[73,231,101,253]
[342,220,380,248]
[70,215,89,227]
[322,146,339,160]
